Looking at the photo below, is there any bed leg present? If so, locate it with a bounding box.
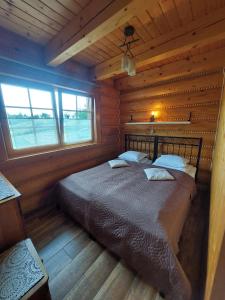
[159,291,165,298]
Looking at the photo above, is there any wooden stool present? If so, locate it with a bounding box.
[0,239,51,300]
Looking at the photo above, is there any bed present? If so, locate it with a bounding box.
[56,135,202,300]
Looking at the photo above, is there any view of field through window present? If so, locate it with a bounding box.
[0,83,93,150]
[61,91,92,145]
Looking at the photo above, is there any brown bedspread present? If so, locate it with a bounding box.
[56,162,196,300]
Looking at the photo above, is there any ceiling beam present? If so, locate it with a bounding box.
[94,7,225,80]
[45,0,151,67]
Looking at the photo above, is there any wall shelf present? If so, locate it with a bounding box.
[125,121,191,125]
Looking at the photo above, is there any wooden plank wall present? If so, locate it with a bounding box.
[118,69,223,184]
[0,26,89,81]
[0,84,120,215]
[205,72,225,300]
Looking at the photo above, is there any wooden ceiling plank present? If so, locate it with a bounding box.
[94,7,225,80]
[205,0,221,13]
[74,0,91,8]
[190,0,206,19]
[45,0,156,66]
[56,0,82,15]
[93,39,121,58]
[174,0,193,25]
[136,18,154,40]
[81,48,105,64]
[0,0,57,35]
[128,17,152,42]
[74,53,97,66]
[0,13,49,44]
[22,0,69,26]
[45,0,118,66]
[0,7,52,40]
[109,28,125,44]
[76,49,100,63]
[86,44,110,61]
[158,0,181,29]
[135,9,161,39]
[146,0,172,35]
[142,18,161,39]
[39,0,75,19]
[88,44,112,60]
[4,0,63,31]
[103,34,124,55]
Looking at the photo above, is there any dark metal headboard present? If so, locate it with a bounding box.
[125,134,156,160]
[124,134,203,180]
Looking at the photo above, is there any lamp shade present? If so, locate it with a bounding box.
[121,54,129,72]
[128,57,136,76]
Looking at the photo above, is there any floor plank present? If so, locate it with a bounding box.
[50,241,103,300]
[38,224,82,261]
[93,262,134,300]
[64,231,91,260]
[25,188,208,300]
[65,250,117,300]
[45,248,72,281]
[124,277,156,300]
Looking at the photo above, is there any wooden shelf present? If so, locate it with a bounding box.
[125,121,191,125]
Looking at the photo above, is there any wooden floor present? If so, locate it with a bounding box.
[25,190,208,300]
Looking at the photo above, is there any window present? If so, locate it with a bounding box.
[60,90,93,145]
[0,81,95,157]
[1,84,59,150]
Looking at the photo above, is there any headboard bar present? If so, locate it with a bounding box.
[124,134,203,181]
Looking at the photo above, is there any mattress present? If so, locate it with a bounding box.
[56,161,196,300]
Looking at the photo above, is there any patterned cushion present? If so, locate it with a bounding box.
[0,240,44,300]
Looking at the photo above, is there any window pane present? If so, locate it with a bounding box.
[61,92,93,145]
[6,107,31,118]
[32,109,54,119]
[1,83,59,151]
[35,127,58,146]
[1,84,29,107]
[9,128,36,149]
[63,110,76,119]
[29,89,53,109]
[64,117,92,144]
[6,108,32,130]
[62,93,76,110]
[77,96,89,111]
[33,110,58,146]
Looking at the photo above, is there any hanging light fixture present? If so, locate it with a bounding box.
[120,26,139,76]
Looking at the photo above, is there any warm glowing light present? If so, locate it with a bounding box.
[150,111,159,122]
[152,111,158,118]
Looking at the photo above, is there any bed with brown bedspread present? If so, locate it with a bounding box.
[56,161,196,300]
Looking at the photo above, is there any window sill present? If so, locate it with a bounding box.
[2,141,99,165]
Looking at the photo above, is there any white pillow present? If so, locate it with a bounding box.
[153,154,189,168]
[118,151,147,162]
[161,154,189,164]
[108,159,129,168]
[144,168,174,181]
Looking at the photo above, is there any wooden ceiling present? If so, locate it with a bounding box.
[0,0,92,44]
[1,0,225,80]
[75,0,225,66]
